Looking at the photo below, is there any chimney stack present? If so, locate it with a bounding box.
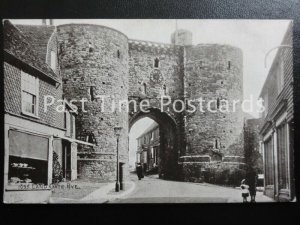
[42,19,54,25]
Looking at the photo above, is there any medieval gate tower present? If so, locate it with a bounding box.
[57,24,244,182]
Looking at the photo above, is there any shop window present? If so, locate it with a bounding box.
[21,71,39,117]
[264,137,274,186]
[8,130,49,186]
[277,123,289,190]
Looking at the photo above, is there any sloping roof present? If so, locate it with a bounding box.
[16,24,55,62]
[3,20,59,83]
[259,21,293,98]
[136,121,159,139]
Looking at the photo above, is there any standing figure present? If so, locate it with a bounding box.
[246,168,258,202]
[136,163,143,180]
[241,179,250,203]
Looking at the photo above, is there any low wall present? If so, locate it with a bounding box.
[179,161,246,186]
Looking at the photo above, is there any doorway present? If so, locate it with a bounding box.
[62,141,71,181]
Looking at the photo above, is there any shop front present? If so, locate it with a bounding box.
[4,128,53,203]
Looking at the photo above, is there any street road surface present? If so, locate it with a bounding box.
[109,174,272,203]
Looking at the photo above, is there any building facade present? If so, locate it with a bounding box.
[3,20,92,203]
[259,22,294,201]
[136,122,160,174]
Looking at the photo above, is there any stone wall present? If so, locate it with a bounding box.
[128,40,186,179]
[57,24,129,181]
[184,44,244,159]
[180,161,246,186]
[55,25,245,184]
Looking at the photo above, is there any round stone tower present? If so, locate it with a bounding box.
[57,24,129,181]
[182,44,244,169]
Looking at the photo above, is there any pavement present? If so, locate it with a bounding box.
[49,180,135,203]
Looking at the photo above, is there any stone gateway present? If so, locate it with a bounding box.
[57,24,244,182]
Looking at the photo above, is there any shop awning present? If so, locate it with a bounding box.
[53,135,95,147]
[9,130,49,161]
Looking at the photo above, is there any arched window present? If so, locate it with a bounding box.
[142,83,147,94]
[154,58,159,68]
[117,50,120,59]
[50,51,57,71]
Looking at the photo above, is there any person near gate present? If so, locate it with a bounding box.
[136,163,143,180]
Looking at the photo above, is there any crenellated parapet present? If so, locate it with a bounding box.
[129,39,182,55]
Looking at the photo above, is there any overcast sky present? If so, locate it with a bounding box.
[9,19,291,166]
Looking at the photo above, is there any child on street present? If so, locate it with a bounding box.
[241,179,250,203]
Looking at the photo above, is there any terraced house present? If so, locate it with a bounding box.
[259,21,294,202]
[136,122,160,174]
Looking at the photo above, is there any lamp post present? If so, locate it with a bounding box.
[114,125,122,192]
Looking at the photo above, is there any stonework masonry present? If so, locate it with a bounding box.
[57,24,129,181]
[56,25,245,182]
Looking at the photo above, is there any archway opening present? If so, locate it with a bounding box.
[129,108,179,180]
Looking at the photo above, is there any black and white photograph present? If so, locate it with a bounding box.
[2,18,295,204]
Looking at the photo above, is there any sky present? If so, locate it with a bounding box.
[9,19,291,166]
